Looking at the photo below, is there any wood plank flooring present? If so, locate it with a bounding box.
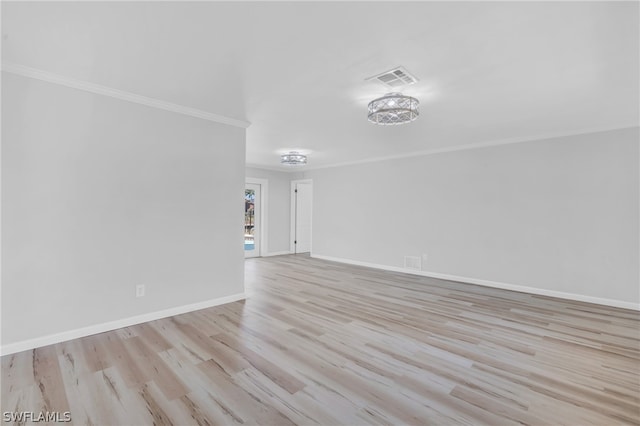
[2,254,639,425]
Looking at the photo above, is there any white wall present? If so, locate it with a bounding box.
[245,167,293,254]
[304,127,639,307]
[2,73,246,348]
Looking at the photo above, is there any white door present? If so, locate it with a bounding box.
[245,183,261,258]
[291,181,312,254]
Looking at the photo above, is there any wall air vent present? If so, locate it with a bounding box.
[404,256,422,271]
[367,66,418,88]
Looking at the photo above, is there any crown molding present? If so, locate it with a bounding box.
[249,125,639,172]
[1,62,251,129]
[245,163,300,173]
[298,124,639,172]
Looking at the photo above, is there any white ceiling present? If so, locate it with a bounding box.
[2,2,638,170]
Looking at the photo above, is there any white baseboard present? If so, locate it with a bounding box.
[1,292,247,356]
[262,251,292,257]
[311,254,639,311]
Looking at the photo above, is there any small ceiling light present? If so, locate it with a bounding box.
[281,151,307,166]
[368,92,419,125]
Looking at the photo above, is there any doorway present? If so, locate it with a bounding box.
[245,183,260,257]
[245,178,268,258]
[290,179,312,254]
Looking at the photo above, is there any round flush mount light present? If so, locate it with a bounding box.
[367,92,419,125]
[280,151,307,166]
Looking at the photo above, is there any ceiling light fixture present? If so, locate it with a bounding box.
[280,151,307,166]
[367,92,419,125]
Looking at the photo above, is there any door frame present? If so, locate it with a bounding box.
[246,177,268,257]
[290,179,313,254]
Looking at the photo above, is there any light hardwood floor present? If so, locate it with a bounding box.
[2,255,639,425]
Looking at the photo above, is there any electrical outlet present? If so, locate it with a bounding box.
[422,253,428,262]
[136,284,145,298]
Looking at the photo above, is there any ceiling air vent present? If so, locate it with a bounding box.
[367,66,418,88]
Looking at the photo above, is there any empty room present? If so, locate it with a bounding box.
[1,1,639,425]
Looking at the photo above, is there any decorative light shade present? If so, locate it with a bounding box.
[367,92,419,125]
[281,151,307,166]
